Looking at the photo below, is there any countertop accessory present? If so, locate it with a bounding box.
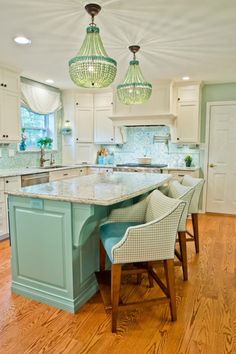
[184,155,193,167]
[137,156,152,165]
[68,3,117,88]
[117,45,152,105]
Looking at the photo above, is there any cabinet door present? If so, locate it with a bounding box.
[94,93,113,108]
[0,90,20,141]
[4,176,21,192]
[75,107,93,143]
[2,70,20,93]
[74,94,93,108]
[176,101,199,143]
[177,85,199,102]
[75,143,94,163]
[94,107,114,143]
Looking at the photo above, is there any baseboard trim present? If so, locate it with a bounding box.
[12,280,98,313]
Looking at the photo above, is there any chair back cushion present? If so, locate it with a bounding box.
[145,189,179,223]
[168,180,194,231]
[112,191,185,263]
[182,175,204,213]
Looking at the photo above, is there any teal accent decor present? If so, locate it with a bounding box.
[117,47,152,105]
[68,9,117,88]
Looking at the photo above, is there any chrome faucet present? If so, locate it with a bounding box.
[50,153,55,166]
[39,148,50,168]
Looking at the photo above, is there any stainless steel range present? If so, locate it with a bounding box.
[115,163,168,173]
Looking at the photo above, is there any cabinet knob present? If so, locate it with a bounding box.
[110,137,114,141]
[76,102,79,106]
[76,138,79,141]
[177,138,180,140]
[0,83,3,87]
[4,84,7,88]
[6,135,8,138]
[177,97,180,101]
[5,180,9,184]
[3,135,5,138]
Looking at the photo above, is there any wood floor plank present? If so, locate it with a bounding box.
[0,214,236,353]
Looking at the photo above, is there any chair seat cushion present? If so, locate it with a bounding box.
[100,222,140,262]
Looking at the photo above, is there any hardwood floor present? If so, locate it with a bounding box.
[0,213,236,354]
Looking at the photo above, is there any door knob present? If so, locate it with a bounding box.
[209,163,216,168]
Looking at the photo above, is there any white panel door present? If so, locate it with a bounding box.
[207,104,236,214]
[1,90,20,141]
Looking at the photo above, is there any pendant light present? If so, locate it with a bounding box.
[69,3,117,88]
[117,45,152,105]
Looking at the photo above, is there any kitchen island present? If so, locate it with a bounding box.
[7,172,171,313]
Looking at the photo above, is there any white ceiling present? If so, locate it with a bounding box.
[1,0,236,89]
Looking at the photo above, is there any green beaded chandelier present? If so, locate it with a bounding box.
[117,45,152,105]
[69,4,117,88]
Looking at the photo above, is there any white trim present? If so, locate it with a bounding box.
[203,100,236,212]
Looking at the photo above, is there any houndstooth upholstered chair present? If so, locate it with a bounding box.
[167,180,195,281]
[181,175,204,253]
[99,190,185,333]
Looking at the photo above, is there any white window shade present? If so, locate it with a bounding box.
[21,81,61,114]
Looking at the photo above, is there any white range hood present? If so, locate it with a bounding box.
[110,80,176,128]
[109,113,176,127]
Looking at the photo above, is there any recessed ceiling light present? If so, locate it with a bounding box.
[182,76,190,81]
[14,36,31,45]
[45,79,54,84]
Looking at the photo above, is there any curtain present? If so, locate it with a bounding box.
[21,81,62,114]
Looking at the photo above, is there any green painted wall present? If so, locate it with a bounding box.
[201,82,236,142]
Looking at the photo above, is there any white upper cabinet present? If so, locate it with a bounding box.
[74,93,93,108]
[94,106,114,144]
[0,67,20,142]
[94,92,118,144]
[0,69,20,93]
[172,82,201,143]
[75,94,93,143]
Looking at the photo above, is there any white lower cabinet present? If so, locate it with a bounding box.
[0,176,21,239]
[167,169,199,181]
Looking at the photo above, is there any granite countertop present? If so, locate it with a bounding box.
[0,164,199,178]
[7,172,171,206]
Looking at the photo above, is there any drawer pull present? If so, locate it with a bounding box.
[63,173,68,176]
[178,174,184,177]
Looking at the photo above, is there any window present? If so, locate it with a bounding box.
[20,106,57,150]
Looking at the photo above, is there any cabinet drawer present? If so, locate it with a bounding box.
[49,168,80,181]
[168,170,199,181]
[4,176,21,192]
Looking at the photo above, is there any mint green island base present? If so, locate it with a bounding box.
[8,172,171,313]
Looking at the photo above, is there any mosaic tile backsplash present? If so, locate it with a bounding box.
[104,126,200,167]
[0,132,62,169]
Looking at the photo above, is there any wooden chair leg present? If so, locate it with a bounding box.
[137,273,142,285]
[164,259,176,321]
[100,240,106,271]
[192,213,200,253]
[111,264,122,333]
[178,231,188,281]
[147,262,154,288]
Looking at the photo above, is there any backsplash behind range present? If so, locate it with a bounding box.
[104,126,200,167]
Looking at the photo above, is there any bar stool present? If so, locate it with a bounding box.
[167,181,194,281]
[181,175,204,253]
[98,190,185,333]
